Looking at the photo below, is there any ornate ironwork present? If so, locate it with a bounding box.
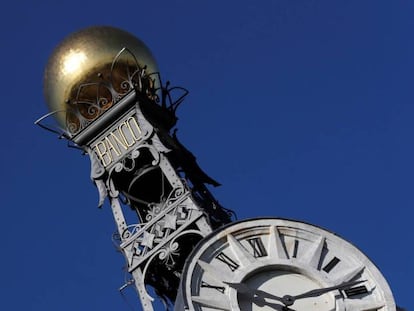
[36,48,188,141]
[65,48,158,135]
[37,27,237,311]
[38,45,234,311]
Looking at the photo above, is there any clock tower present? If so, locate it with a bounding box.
[38,26,402,311]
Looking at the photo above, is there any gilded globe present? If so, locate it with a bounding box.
[43,26,158,129]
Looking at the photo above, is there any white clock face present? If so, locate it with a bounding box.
[179,218,395,311]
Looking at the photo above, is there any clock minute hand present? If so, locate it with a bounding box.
[291,279,366,301]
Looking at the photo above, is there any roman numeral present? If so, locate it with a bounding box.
[216,252,239,271]
[323,257,340,273]
[247,237,267,258]
[201,281,225,293]
[292,239,299,258]
[344,285,369,297]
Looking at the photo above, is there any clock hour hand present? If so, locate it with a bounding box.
[224,282,284,303]
[225,282,294,311]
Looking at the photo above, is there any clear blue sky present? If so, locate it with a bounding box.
[1,0,412,310]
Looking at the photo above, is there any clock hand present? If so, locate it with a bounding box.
[293,279,366,300]
[226,280,365,308]
[281,279,366,306]
[224,282,285,303]
[256,300,296,311]
[224,282,293,311]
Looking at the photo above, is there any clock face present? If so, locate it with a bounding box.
[178,218,395,311]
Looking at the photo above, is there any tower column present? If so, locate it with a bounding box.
[132,269,154,311]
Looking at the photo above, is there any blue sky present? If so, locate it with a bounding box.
[1,0,412,310]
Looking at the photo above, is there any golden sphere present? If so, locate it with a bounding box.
[43,26,158,128]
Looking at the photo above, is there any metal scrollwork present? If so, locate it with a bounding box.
[113,162,124,173]
[146,204,163,222]
[61,48,160,136]
[37,48,190,149]
[158,241,180,268]
[166,187,185,206]
[122,229,132,240]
